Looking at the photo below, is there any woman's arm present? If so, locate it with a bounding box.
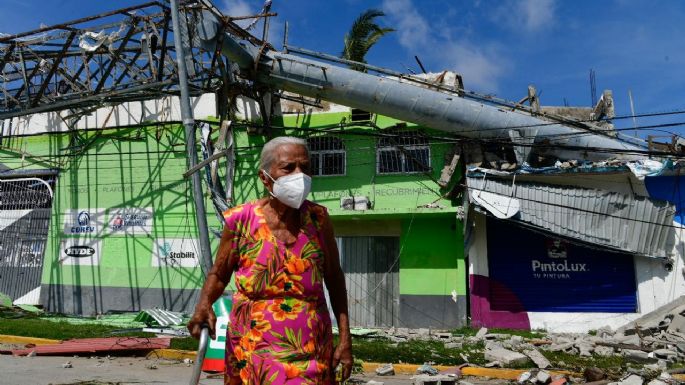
[321,214,353,381]
[187,223,239,339]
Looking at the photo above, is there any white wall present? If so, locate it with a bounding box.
[0,94,217,136]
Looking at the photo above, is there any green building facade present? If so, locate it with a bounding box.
[3,105,466,328]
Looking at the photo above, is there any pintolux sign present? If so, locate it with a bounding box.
[531,260,588,272]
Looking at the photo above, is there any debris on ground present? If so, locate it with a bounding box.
[416,363,439,375]
[7,337,170,356]
[411,374,457,385]
[375,363,395,376]
[61,361,72,368]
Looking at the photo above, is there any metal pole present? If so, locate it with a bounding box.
[170,0,214,277]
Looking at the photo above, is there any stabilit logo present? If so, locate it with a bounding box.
[71,211,95,234]
[160,242,172,257]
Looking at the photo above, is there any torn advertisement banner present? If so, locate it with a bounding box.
[471,189,520,219]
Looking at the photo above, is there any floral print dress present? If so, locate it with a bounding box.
[222,200,335,385]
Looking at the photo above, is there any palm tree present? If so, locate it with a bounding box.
[341,9,395,72]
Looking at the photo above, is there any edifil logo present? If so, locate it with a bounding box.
[531,260,588,272]
[70,211,95,234]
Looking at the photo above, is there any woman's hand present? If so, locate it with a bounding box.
[332,336,353,381]
[187,303,217,340]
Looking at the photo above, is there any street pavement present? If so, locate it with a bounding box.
[0,355,477,385]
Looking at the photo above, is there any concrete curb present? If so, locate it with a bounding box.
[0,334,60,345]
[147,348,197,360]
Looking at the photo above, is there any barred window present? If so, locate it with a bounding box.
[376,130,431,174]
[308,136,346,176]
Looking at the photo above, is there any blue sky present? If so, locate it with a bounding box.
[3,0,685,137]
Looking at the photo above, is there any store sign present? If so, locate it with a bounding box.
[152,238,200,268]
[487,218,637,312]
[62,208,106,235]
[59,238,102,266]
[107,207,153,236]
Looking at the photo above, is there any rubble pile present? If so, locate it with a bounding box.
[360,306,685,384]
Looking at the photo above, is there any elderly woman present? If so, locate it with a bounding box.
[188,136,353,385]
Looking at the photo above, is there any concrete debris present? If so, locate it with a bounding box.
[475,327,488,339]
[444,342,463,349]
[412,374,456,385]
[376,363,395,376]
[484,348,529,366]
[62,361,72,368]
[366,381,384,385]
[618,374,643,385]
[146,362,158,370]
[622,349,657,363]
[523,349,551,369]
[517,371,532,383]
[536,370,551,384]
[646,380,667,385]
[594,345,615,356]
[484,361,501,368]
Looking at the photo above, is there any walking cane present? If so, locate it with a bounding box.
[188,327,209,385]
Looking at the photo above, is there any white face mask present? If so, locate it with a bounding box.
[262,170,312,209]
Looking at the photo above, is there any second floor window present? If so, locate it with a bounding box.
[376,130,431,174]
[308,136,346,176]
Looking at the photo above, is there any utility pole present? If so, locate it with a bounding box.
[170,0,214,277]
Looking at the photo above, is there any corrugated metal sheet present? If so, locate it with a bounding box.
[467,175,676,258]
[337,236,400,328]
[8,337,171,356]
[135,308,184,326]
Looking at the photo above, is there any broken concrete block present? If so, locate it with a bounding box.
[594,345,615,356]
[412,374,456,385]
[62,361,72,369]
[577,343,594,357]
[485,341,503,350]
[475,327,488,339]
[435,332,452,340]
[523,349,551,369]
[444,342,463,350]
[647,380,667,385]
[517,371,532,384]
[549,342,574,352]
[376,363,395,376]
[366,381,385,385]
[536,371,551,384]
[484,348,529,366]
[617,334,641,346]
[509,335,524,346]
[618,374,643,385]
[652,348,678,359]
[622,349,656,363]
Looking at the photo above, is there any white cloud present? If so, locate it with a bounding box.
[382,0,506,92]
[222,0,283,48]
[493,0,557,32]
[382,0,430,48]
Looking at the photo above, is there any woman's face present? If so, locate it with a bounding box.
[260,143,311,192]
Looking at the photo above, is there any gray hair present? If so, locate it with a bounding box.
[259,136,309,171]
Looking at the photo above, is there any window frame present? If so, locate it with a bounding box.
[308,136,347,177]
[375,132,432,175]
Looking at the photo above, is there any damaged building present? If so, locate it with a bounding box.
[0,1,684,334]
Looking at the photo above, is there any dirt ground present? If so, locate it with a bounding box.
[0,354,511,385]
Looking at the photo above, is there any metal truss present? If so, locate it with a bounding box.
[0,1,233,122]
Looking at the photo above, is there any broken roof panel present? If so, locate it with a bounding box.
[467,174,676,259]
